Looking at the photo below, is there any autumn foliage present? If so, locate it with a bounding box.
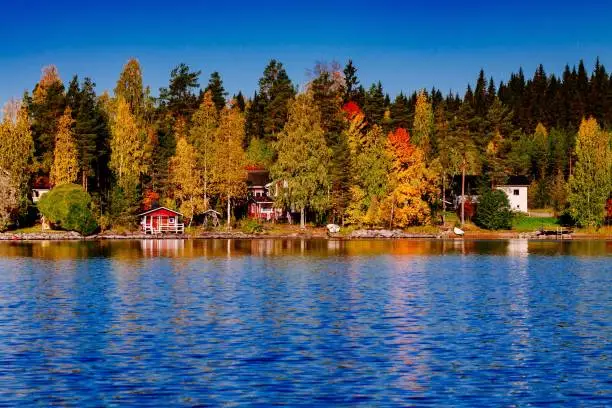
[342,101,362,119]
[382,128,440,227]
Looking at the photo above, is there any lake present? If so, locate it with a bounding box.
[0,239,610,406]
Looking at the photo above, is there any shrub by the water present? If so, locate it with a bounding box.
[38,184,98,235]
[474,189,513,230]
[240,218,264,234]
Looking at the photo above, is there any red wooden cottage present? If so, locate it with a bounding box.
[138,207,185,234]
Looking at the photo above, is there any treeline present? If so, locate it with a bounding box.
[0,58,611,231]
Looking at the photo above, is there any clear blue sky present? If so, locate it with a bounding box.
[1,0,611,105]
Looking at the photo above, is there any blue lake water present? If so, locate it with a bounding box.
[0,239,610,406]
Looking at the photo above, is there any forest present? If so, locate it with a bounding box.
[0,57,611,233]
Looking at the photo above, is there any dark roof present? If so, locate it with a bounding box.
[32,176,51,189]
[501,176,530,186]
[449,175,530,190]
[250,195,274,203]
[247,169,270,187]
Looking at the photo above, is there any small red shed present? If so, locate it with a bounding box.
[138,207,184,234]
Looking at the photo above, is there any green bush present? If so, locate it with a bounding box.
[474,189,513,230]
[240,218,264,234]
[38,184,98,235]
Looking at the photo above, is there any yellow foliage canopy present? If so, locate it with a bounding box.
[50,108,79,186]
[109,97,149,191]
[169,137,207,224]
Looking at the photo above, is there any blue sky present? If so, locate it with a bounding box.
[1,0,611,105]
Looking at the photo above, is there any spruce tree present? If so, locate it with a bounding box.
[159,63,201,119]
[259,60,295,140]
[233,91,246,112]
[309,63,349,223]
[474,69,488,116]
[343,59,360,103]
[245,91,265,142]
[73,78,104,191]
[364,82,385,127]
[204,72,227,112]
[390,93,411,130]
[28,65,66,175]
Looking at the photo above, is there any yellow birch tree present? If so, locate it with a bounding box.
[169,137,206,226]
[109,97,148,192]
[568,117,612,227]
[189,91,218,205]
[0,102,34,230]
[211,106,247,228]
[50,108,79,186]
[412,90,433,156]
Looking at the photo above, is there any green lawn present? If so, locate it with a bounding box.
[512,215,559,232]
[7,225,65,234]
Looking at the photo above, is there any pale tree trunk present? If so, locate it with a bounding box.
[227,194,231,230]
[461,160,466,226]
[189,198,194,228]
[204,155,208,209]
[300,207,305,229]
[442,174,446,224]
[82,170,87,191]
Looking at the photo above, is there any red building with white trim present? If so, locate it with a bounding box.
[138,207,184,234]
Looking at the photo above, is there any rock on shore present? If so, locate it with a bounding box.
[0,231,83,240]
[347,229,440,239]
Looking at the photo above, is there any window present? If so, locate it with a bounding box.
[513,189,519,196]
[169,217,175,224]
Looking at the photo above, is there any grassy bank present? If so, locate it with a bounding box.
[512,215,559,232]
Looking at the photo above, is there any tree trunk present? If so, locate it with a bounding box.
[227,195,231,230]
[442,174,446,224]
[204,156,208,209]
[189,198,194,228]
[461,161,466,226]
[82,170,87,191]
[300,207,305,229]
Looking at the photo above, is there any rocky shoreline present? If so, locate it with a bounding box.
[1,227,609,241]
[2,229,606,241]
[0,229,441,241]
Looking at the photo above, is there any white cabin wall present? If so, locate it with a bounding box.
[496,186,528,213]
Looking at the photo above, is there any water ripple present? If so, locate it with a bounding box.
[0,240,610,406]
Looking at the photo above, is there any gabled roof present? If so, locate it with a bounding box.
[137,207,183,217]
[32,176,51,189]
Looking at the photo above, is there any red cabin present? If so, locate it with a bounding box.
[138,207,185,234]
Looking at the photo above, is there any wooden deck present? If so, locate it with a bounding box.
[142,222,185,234]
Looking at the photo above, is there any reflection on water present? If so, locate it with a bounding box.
[0,238,609,260]
[0,239,610,406]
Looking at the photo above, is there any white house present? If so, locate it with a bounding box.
[451,175,530,213]
[495,176,529,213]
[32,176,51,203]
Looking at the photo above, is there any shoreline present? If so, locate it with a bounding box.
[1,230,610,241]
